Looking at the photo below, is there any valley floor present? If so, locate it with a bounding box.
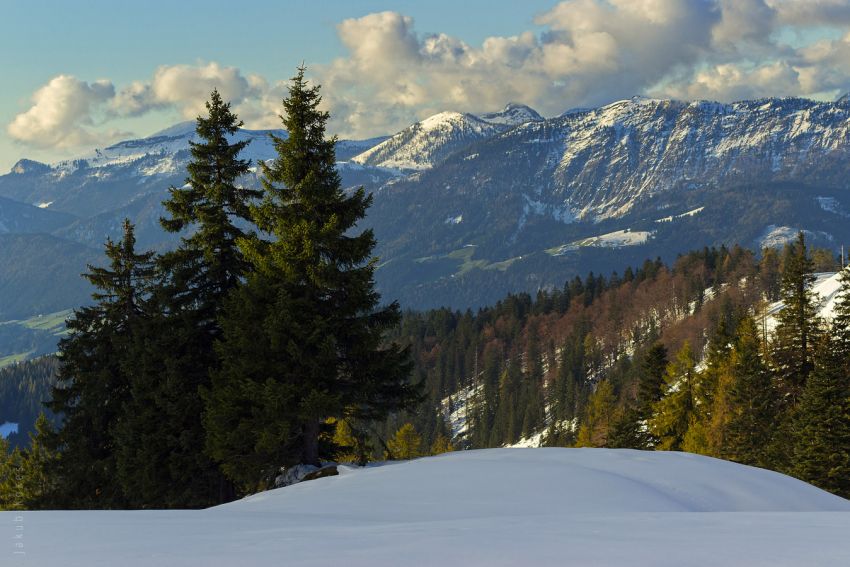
[3,448,849,566]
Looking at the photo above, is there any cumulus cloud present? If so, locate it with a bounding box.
[109,62,266,119]
[11,1,850,149]
[8,75,119,148]
[9,63,278,151]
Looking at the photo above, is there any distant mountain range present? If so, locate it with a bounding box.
[1,95,850,358]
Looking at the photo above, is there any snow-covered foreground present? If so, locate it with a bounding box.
[4,448,850,566]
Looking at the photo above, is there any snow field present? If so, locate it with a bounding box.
[5,448,850,566]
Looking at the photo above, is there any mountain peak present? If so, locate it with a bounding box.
[478,103,543,126]
[418,111,471,131]
[10,159,50,175]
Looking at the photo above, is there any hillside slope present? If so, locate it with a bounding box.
[5,448,850,566]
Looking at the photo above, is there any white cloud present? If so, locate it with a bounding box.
[110,62,265,120]
[11,1,850,150]
[7,75,119,148]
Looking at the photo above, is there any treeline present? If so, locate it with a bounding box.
[386,236,850,497]
[0,68,418,511]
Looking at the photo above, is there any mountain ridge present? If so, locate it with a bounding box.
[0,94,849,321]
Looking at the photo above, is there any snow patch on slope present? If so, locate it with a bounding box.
[764,270,847,333]
[441,382,481,442]
[817,196,849,217]
[656,206,704,223]
[757,225,833,249]
[548,229,653,255]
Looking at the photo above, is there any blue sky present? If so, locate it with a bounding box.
[3,0,850,171]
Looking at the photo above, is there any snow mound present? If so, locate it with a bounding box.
[6,449,850,566]
[227,449,848,516]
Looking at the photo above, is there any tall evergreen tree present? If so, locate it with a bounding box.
[772,232,822,403]
[723,317,778,468]
[113,90,258,508]
[16,414,59,508]
[607,343,668,449]
[637,342,669,413]
[831,266,850,362]
[205,67,418,491]
[683,319,734,455]
[48,220,154,508]
[792,335,850,497]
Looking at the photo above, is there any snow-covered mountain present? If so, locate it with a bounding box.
[350,103,543,171]
[381,95,850,223]
[5,448,850,566]
[0,124,386,218]
[2,94,850,319]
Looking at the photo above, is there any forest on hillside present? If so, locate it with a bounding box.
[379,237,850,498]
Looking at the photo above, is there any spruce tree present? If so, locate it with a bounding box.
[724,317,778,468]
[113,90,257,508]
[831,266,850,362]
[17,414,59,508]
[48,220,154,508]
[772,232,822,403]
[637,342,668,413]
[205,67,418,490]
[792,335,850,497]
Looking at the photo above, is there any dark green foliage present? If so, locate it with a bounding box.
[607,406,649,449]
[606,344,669,450]
[792,336,850,497]
[48,220,155,508]
[206,68,417,491]
[723,317,779,468]
[831,267,850,361]
[15,413,60,508]
[772,232,822,403]
[637,343,668,413]
[111,90,259,508]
